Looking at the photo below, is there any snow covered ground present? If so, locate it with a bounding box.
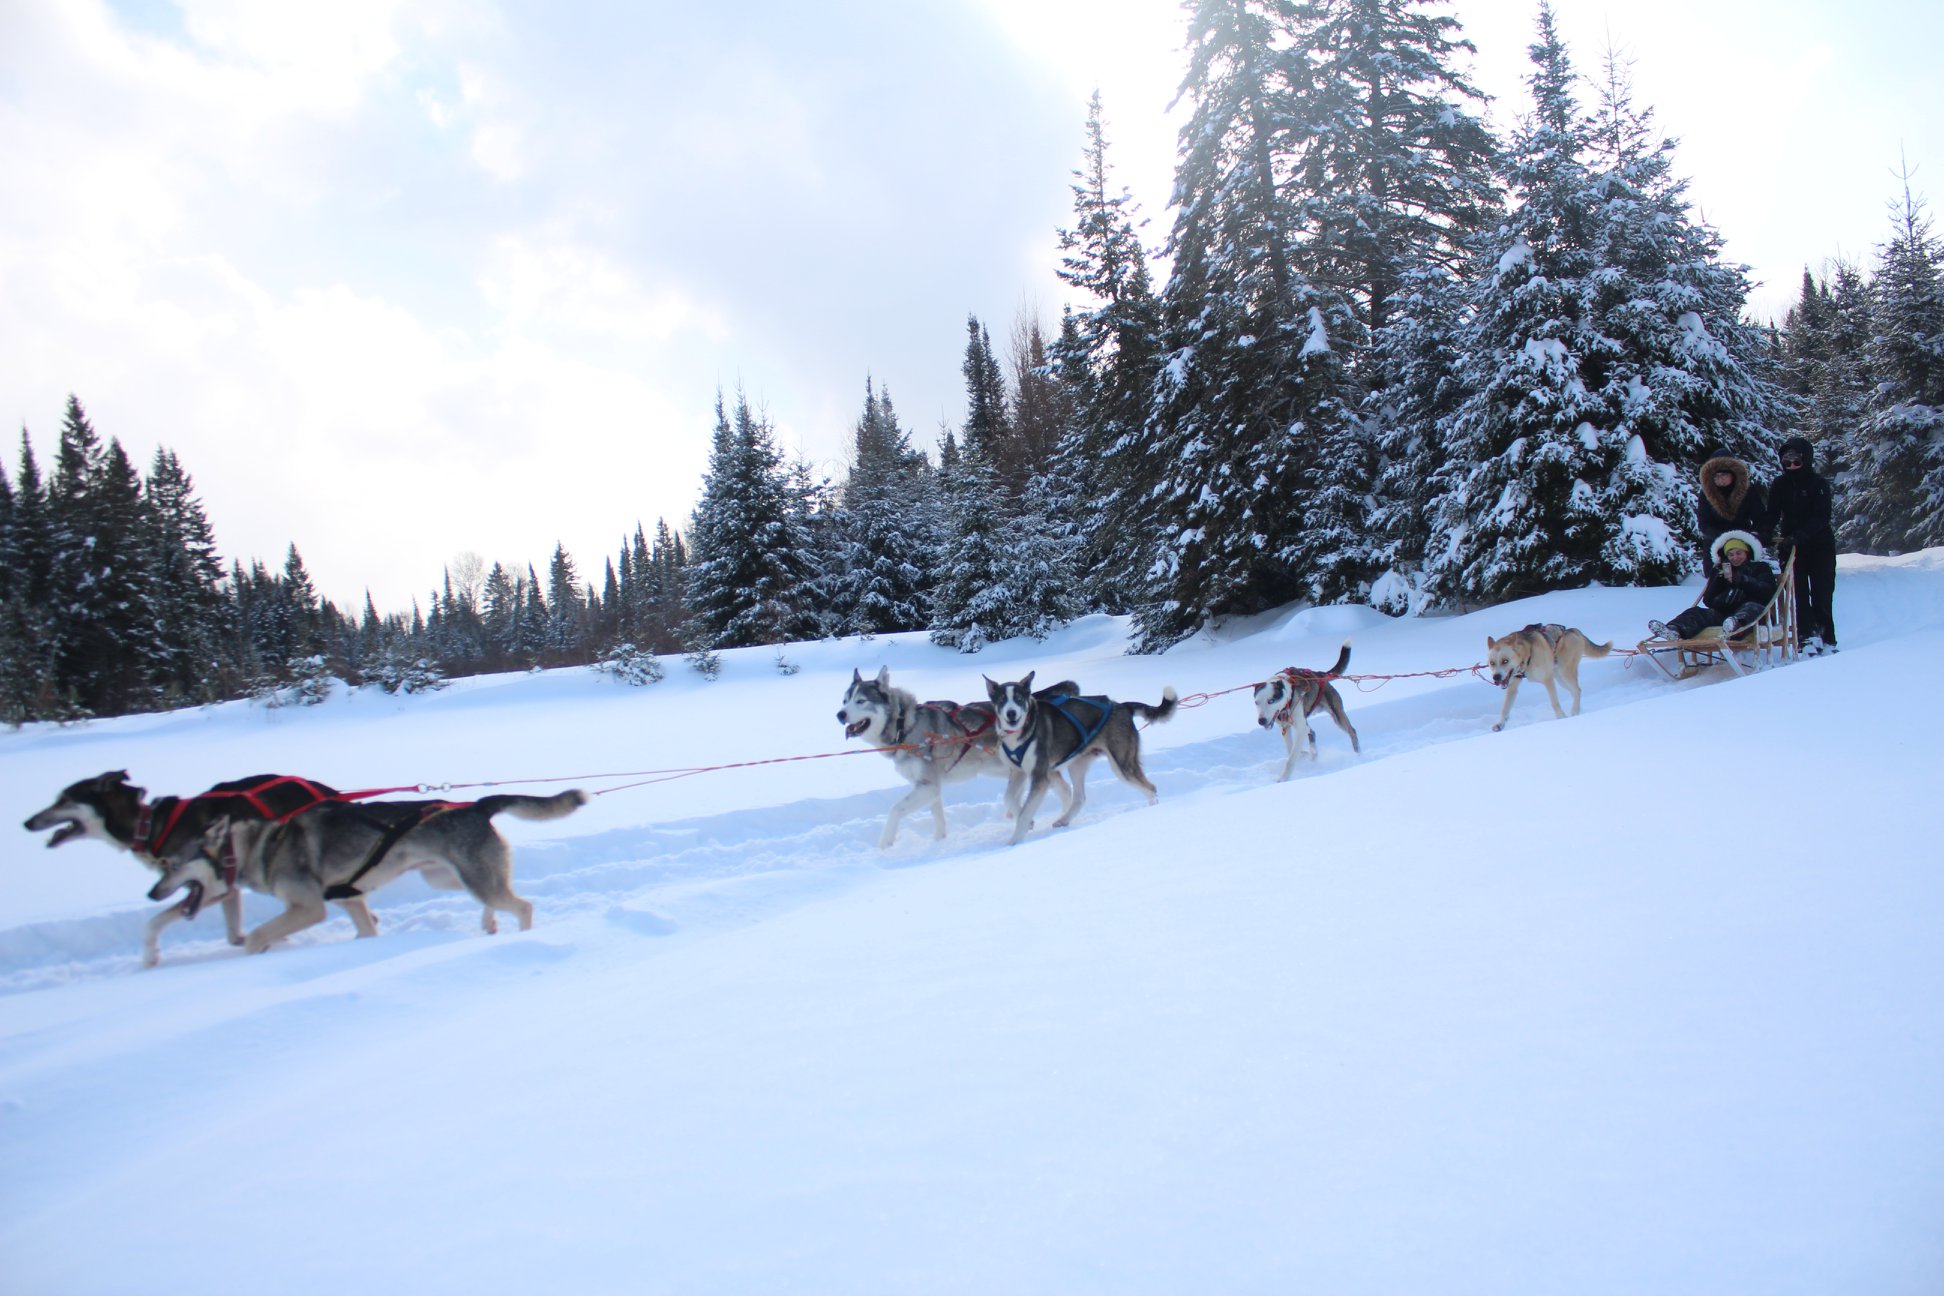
[4,554,1942,1295]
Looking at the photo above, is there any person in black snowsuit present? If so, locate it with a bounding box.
[1648,530,1779,641]
[1764,434,1838,654]
[1694,448,1765,575]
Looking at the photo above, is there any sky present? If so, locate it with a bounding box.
[1,0,1938,611]
[4,554,1942,1292]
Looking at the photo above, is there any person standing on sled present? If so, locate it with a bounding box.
[1648,532,1778,642]
[1764,434,1839,655]
[1694,446,1766,576]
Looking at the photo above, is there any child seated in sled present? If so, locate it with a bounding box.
[1647,530,1777,642]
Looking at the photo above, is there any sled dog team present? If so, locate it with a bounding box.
[27,628,1631,967]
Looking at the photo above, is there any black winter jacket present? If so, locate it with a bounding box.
[1765,437,1835,553]
[1702,551,1778,619]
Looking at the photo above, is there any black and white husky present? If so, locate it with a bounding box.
[22,770,365,967]
[983,672,1178,845]
[149,790,586,958]
[837,667,1074,848]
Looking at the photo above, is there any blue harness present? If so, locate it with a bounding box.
[1001,693,1113,769]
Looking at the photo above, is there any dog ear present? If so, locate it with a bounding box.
[1020,670,1035,692]
[875,666,890,688]
[851,668,862,684]
[1485,635,1496,650]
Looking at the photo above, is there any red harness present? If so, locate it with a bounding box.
[1269,667,1336,728]
[133,774,343,861]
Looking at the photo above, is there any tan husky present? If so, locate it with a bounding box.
[1485,624,1613,732]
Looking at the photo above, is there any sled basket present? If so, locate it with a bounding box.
[1635,552,1798,681]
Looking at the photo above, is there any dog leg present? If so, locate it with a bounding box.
[1540,677,1565,720]
[1321,691,1361,754]
[1052,754,1096,828]
[143,904,187,968]
[1562,659,1583,716]
[1010,774,1056,845]
[929,780,950,840]
[338,896,380,938]
[879,782,935,848]
[244,899,329,954]
[1277,723,1300,782]
[223,890,246,946]
[1494,677,1520,732]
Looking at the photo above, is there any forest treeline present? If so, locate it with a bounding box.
[4,1,1939,723]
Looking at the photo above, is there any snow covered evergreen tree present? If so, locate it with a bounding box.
[1135,0,1365,648]
[685,389,821,648]
[142,447,230,704]
[1846,175,1944,551]
[929,448,1078,651]
[828,379,937,636]
[1050,94,1165,613]
[1426,7,1775,604]
[1779,263,1871,513]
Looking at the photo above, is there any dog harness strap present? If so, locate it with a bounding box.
[322,802,464,900]
[138,797,187,859]
[999,714,1037,768]
[1042,694,1112,766]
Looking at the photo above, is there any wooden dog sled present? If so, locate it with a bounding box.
[1636,552,1798,681]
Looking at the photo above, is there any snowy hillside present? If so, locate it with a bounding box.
[4,555,1942,1295]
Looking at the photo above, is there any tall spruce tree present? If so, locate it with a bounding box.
[1135,0,1364,647]
[829,379,938,636]
[1051,93,1165,612]
[143,447,229,703]
[1847,175,1944,551]
[685,388,821,648]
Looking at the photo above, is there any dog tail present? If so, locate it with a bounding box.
[1326,641,1352,677]
[476,790,589,821]
[1126,687,1178,725]
[1582,636,1615,658]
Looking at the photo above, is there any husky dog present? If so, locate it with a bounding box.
[1485,624,1614,732]
[22,770,374,967]
[837,667,1074,847]
[984,672,1177,845]
[1253,642,1361,780]
[149,791,586,957]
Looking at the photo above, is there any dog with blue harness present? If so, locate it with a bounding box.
[984,671,1178,845]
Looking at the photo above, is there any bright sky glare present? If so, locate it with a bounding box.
[1,0,1936,610]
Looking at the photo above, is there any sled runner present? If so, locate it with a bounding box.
[1636,552,1799,681]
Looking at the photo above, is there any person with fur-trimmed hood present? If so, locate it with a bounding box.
[1648,530,1779,642]
[1764,434,1838,654]
[1694,446,1766,575]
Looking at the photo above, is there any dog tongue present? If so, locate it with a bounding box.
[845,720,869,738]
[179,881,205,920]
[47,822,83,847]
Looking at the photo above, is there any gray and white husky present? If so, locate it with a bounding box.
[837,667,1074,847]
[148,791,586,957]
[984,672,1177,845]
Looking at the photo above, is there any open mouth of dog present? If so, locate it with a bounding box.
[147,876,205,919]
[844,719,869,738]
[35,816,86,848]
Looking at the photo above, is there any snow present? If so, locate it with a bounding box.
[1301,306,1331,357]
[5,554,1944,1294]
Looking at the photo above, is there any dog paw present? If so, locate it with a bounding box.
[1492,722,1504,733]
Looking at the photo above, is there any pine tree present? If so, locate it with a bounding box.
[1779,263,1871,510]
[960,317,1012,473]
[544,543,585,662]
[1052,93,1165,612]
[143,447,229,703]
[1847,173,1944,551]
[928,449,1012,652]
[1579,48,1778,583]
[685,389,821,648]
[1280,0,1500,342]
[1135,0,1366,647]
[829,379,937,635]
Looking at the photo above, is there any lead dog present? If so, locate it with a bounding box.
[1253,642,1361,780]
[22,770,377,967]
[1485,624,1613,731]
[984,672,1177,845]
[148,790,586,956]
[837,667,1073,847]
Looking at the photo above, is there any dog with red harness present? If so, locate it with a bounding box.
[23,770,370,966]
[1252,642,1361,781]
